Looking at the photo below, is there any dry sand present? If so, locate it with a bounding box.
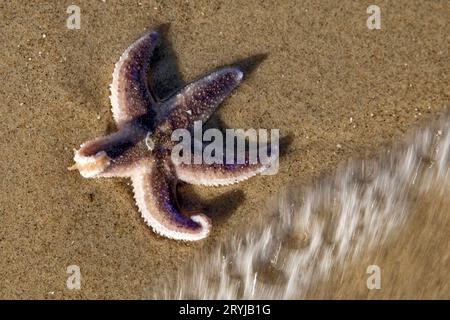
[0,0,449,299]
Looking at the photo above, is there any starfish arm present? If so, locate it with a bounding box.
[174,162,269,186]
[131,160,211,241]
[110,31,159,127]
[69,127,147,178]
[173,144,278,186]
[159,67,243,131]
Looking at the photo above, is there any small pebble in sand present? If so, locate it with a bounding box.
[42,33,46,39]
[336,144,342,149]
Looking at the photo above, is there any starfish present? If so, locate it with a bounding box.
[69,30,276,241]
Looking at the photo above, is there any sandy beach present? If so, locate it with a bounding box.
[0,0,449,299]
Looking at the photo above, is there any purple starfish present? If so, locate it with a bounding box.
[69,30,276,241]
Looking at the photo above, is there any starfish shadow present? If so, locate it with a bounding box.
[227,53,268,79]
[177,185,246,223]
[148,24,185,100]
[279,134,294,157]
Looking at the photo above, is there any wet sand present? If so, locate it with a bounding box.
[0,1,449,299]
